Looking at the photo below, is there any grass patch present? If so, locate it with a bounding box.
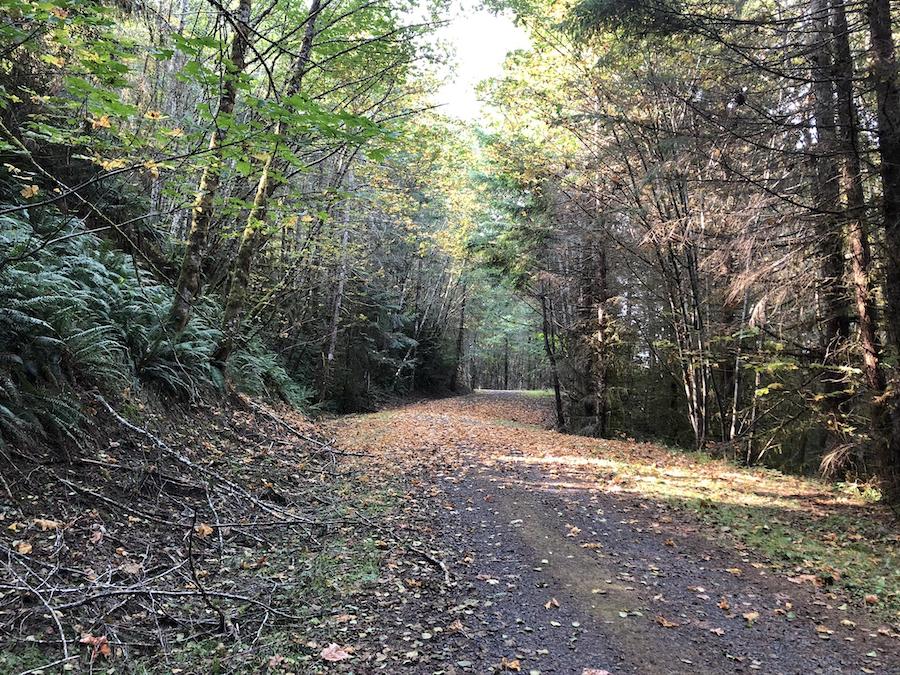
[586,443,900,622]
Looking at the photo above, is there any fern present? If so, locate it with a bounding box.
[0,201,311,447]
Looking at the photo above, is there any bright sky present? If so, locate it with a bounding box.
[431,1,530,121]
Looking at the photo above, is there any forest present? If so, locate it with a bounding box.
[2,0,900,671]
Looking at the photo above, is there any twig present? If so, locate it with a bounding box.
[407,544,452,586]
[93,394,303,522]
[242,397,370,456]
[16,655,79,675]
[5,563,70,661]
[187,512,227,633]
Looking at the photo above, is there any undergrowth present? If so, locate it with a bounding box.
[0,203,311,448]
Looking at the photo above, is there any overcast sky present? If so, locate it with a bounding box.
[430,2,530,121]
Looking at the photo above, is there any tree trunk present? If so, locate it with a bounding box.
[503,335,509,390]
[170,0,251,332]
[215,0,322,363]
[811,0,852,445]
[865,0,900,497]
[450,283,466,391]
[541,290,565,430]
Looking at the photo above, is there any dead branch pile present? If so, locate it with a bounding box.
[0,391,346,671]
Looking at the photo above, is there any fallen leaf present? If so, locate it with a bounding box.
[80,633,111,659]
[864,594,879,605]
[544,597,560,610]
[194,523,214,539]
[20,185,39,199]
[500,657,521,671]
[717,596,730,611]
[742,611,760,624]
[655,615,679,628]
[725,567,742,576]
[320,643,351,662]
[34,518,61,531]
[15,540,32,554]
[709,627,725,636]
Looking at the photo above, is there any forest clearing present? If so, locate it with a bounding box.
[4,0,900,671]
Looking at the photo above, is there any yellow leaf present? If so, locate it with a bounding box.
[144,110,165,121]
[97,157,127,171]
[20,185,39,199]
[15,540,33,554]
[742,611,760,624]
[91,115,111,129]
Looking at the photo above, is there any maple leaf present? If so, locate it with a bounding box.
[320,643,351,662]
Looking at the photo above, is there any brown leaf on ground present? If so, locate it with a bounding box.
[655,615,679,628]
[320,643,352,662]
[80,633,111,659]
[500,656,521,671]
[194,522,214,538]
[33,518,61,531]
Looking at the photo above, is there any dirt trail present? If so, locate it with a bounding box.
[332,392,899,674]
